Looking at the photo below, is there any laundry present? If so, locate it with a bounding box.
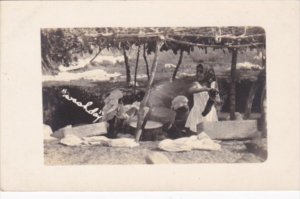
[43,124,57,140]
[158,132,221,152]
[60,134,84,146]
[59,134,140,148]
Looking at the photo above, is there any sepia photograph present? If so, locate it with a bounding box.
[1,1,299,191]
[42,27,267,165]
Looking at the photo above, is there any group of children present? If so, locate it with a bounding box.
[102,63,220,139]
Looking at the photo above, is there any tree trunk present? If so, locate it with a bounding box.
[123,47,131,86]
[134,45,141,92]
[135,42,159,142]
[244,69,265,119]
[230,48,238,120]
[260,50,266,137]
[260,81,266,137]
[42,58,51,74]
[89,47,102,63]
[172,49,184,81]
[42,55,57,75]
[243,81,259,119]
[143,43,150,80]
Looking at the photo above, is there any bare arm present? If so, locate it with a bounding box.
[188,82,210,94]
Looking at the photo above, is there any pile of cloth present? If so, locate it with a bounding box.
[44,123,139,148]
[158,132,221,152]
[60,134,139,148]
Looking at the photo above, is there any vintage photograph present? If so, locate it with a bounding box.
[42,27,267,165]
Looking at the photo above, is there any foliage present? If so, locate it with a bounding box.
[41,27,266,74]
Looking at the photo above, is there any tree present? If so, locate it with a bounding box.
[41,28,94,74]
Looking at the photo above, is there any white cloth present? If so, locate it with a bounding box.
[60,135,140,148]
[158,132,221,152]
[185,82,218,132]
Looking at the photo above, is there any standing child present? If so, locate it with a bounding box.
[185,64,219,134]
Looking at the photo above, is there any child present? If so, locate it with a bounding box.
[167,95,190,139]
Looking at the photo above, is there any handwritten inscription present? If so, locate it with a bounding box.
[61,89,103,123]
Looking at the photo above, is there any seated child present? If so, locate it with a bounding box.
[167,95,190,139]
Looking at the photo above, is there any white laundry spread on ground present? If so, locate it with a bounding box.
[158,132,221,152]
[59,135,140,148]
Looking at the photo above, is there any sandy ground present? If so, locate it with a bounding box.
[44,139,265,165]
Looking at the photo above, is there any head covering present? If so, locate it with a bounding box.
[109,89,123,99]
[196,63,216,85]
[171,95,189,110]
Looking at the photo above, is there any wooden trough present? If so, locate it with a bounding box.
[197,120,259,140]
[52,122,107,139]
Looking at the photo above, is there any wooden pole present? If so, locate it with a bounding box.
[243,81,259,119]
[134,45,141,92]
[143,43,150,80]
[135,42,159,142]
[89,46,102,63]
[244,69,265,119]
[260,81,266,137]
[230,48,238,120]
[122,47,131,86]
[172,49,184,81]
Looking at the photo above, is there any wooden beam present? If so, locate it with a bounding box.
[85,33,265,40]
[135,42,159,142]
[165,37,265,48]
[230,48,238,120]
[168,33,265,39]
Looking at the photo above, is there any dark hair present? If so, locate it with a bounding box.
[196,64,204,73]
[196,63,216,84]
[118,97,124,104]
[135,90,145,102]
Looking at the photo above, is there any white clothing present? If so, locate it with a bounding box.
[185,82,218,132]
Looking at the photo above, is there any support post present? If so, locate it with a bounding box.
[123,47,131,86]
[134,45,141,92]
[135,42,159,142]
[243,81,259,119]
[143,43,150,80]
[230,48,238,120]
[172,49,184,81]
[260,81,266,137]
[244,69,265,119]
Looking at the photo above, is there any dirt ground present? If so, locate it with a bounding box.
[44,139,266,165]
